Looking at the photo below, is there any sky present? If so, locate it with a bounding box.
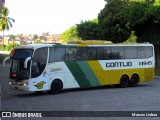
[4,0,106,35]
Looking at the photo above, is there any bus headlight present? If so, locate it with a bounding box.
[23,83,27,86]
[9,82,11,85]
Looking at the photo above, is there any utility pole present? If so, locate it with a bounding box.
[0,0,5,10]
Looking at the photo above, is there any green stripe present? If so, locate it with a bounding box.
[65,61,91,87]
[77,61,100,86]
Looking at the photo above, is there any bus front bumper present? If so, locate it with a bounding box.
[9,80,29,91]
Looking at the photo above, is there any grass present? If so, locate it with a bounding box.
[155,69,160,77]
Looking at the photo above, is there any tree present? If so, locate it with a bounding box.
[125,1,160,44]
[123,31,137,43]
[60,26,80,43]
[33,34,38,40]
[98,0,160,44]
[0,6,15,50]
[76,19,103,40]
[98,0,131,43]
[9,34,15,40]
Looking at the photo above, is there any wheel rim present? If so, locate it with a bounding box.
[51,81,62,93]
[53,83,60,92]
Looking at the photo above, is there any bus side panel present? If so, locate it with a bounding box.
[65,61,110,88]
[47,62,80,89]
[87,61,111,86]
[144,68,155,82]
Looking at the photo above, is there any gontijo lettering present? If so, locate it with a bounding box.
[106,62,132,68]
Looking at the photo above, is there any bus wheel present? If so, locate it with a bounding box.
[129,74,139,87]
[50,80,62,94]
[120,75,129,88]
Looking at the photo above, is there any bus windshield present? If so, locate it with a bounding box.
[10,49,33,80]
[12,49,33,59]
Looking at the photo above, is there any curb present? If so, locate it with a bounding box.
[155,76,160,79]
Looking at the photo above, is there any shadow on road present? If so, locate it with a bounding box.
[10,84,149,98]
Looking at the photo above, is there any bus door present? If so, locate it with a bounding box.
[30,47,49,91]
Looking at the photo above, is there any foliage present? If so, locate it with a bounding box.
[9,34,15,40]
[155,68,160,76]
[125,1,160,44]
[5,43,19,51]
[35,39,42,44]
[60,26,80,43]
[32,34,38,40]
[0,6,15,31]
[0,44,5,50]
[98,0,131,43]
[0,6,15,51]
[123,31,137,43]
[98,0,160,44]
[76,19,103,40]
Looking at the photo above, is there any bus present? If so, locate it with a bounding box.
[3,41,155,94]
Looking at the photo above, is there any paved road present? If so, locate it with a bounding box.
[0,65,160,120]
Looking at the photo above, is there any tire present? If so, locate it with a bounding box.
[129,74,139,87]
[49,80,62,94]
[120,75,129,88]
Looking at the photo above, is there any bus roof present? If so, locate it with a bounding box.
[15,42,153,50]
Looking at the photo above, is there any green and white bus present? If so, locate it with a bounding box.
[3,41,155,93]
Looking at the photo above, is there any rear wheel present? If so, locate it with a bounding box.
[120,75,129,88]
[129,74,139,87]
[49,80,62,94]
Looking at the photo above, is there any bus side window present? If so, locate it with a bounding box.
[111,47,125,59]
[87,48,96,60]
[76,48,82,61]
[138,47,145,59]
[66,48,78,61]
[104,47,111,60]
[97,48,104,60]
[125,46,137,59]
[49,47,65,62]
[81,48,88,60]
[145,46,153,58]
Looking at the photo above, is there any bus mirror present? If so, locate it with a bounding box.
[3,56,10,67]
[24,57,31,69]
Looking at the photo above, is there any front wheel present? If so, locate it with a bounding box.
[49,80,62,94]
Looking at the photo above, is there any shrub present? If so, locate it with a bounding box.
[0,44,6,50]
[5,43,20,51]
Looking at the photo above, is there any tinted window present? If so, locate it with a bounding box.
[111,47,125,59]
[104,47,112,59]
[145,46,153,58]
[31,47,48,78]
[66,47,82,61]
[81,48,96,60]
[97,48,104,60]
[138,47,145,58]
[125,46,137,59]
[13,49,33,59]
[49,47,65,62]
